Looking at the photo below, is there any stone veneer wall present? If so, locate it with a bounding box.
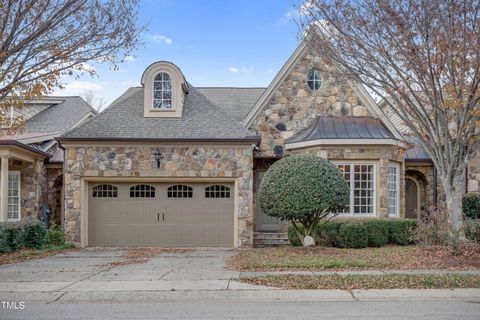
[9,159,48,220]
[249,49,374,157]
[63,145,254,246]
[289,145,405,218]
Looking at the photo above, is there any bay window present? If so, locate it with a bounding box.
[388,164,400,217]
[335,163,376,216]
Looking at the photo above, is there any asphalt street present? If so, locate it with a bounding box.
[1,299,480,320]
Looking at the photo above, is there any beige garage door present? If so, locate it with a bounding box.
[88,182,234,247]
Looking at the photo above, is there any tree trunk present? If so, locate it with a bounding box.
[442,173,466,241]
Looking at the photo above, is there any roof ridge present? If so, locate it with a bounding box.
[60,89,143,138]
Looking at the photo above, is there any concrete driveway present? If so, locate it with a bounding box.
[0,248,267,302]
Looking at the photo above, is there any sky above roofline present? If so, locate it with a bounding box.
[53,0,303,108]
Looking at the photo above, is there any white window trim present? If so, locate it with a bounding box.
[333,161,377,217]
[7,171,21,222]
[388,163,400,217]
[152,71,175,111]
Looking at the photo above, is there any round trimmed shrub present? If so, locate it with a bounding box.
[388,220,416,246]
[463,193,480,219]
[365,220,389,247]
[339,222,368,248]
[259,155,349,245]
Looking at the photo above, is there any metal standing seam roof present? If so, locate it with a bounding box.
[60,86,258,140]
[285,116,396,143]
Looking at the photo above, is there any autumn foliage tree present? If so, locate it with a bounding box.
[0,0,143,134]
[298,0,480,240]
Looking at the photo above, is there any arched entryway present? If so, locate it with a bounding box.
[53,174,64,226]
[405,178,420,218]
[404,169,429,218]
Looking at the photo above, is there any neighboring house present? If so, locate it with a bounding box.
[0,97,96,226]
[4,40,478,248]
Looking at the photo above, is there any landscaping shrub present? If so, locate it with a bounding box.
[465,220,480,243]
[365,220,389,247]
[413,208,449,247]
[3,223,25,252]
[0,224,11,253]
[317,221,343,246]
[259,155,349,246]
[23,222,47,249]
[288,219,417,248]
[46,228,65,246]
[463,193,480,219]
[339,222,369,248]
[288,224,303,247]
[388,219,417,246]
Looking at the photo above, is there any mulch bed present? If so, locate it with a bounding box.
[241,274,480,290]
[227,243,480,271]
[99,248,191,269]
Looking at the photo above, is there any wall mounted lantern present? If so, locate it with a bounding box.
[153,147,162,168]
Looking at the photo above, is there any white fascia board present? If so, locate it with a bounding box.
[285,138,403,150]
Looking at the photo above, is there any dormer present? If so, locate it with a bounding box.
[141,61,189,118]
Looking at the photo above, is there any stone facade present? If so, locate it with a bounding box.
[289,145,405,218]
[9,159,48,221]
[63,144,253,246]
[249,48,374,157]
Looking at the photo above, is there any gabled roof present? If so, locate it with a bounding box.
[197,87,265,122]
[285,116,395,143]
[59,86,258,141]
[24,96,97,134]
[242,42,308,127]
[242,41,403,141]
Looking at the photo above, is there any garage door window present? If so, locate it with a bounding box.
[92,184,118,198]
[168,185,193,198]
[205,185,230,198]
[130,184,155,198]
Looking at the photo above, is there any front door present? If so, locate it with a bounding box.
[255,171,281,231]
[405,179,418,219]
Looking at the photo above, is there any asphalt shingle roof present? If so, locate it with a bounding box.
[196,87,265,122]
[24,97,96,134]
[61,86,256,140]
[286,116,396,143]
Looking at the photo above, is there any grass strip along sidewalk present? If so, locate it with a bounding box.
[240,274,480,290]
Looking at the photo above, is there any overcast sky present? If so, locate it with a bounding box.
[53,0,302,107]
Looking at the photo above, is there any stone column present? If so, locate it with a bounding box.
[0,157,9,222]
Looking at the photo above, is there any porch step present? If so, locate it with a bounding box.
[253,232,290,247]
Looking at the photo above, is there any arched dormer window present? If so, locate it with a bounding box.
[153,72,172,109]
[141,61,188,118]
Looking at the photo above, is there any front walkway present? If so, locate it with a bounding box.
[0,248,479,304]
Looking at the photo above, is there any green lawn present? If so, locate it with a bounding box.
[241,274,480,289]
[227,245,480,271]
